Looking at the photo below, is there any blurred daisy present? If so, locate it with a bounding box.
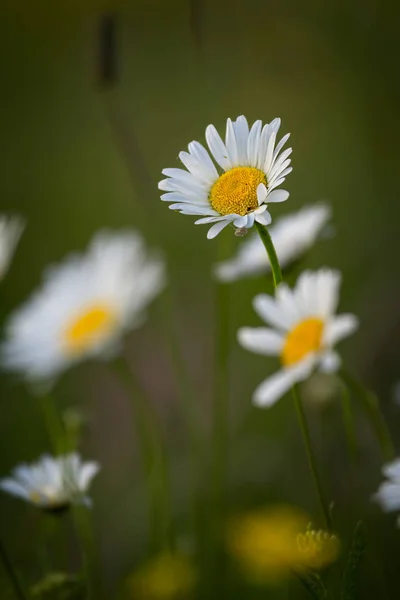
[214,203,331,282]
[0,214,25,281]
[127,553,197,600]
[227,505,338,583]
[373,458,400,525]
[159,116,291,239]
[238,269,358,407]
[0,453,100,511]
[1,230,165,384]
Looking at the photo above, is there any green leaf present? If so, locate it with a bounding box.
[341,521,366,600]
[294,569,328,599]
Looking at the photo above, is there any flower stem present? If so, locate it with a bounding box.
[0,538,28,600]
[255,221,282,286]
[340,382,357,460]
[340,368,395,461]
[256,222,331,529]
[292,385,332,530]
[112,356,173,553]
[39,394,66,455]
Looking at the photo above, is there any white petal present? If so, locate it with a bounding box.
[383,459,400,482]
[233,216,248,228]
[160,192,209,205]
[318,350,341,373]
[233,116,249,164]
[188,141,219,179]
[169,204,217,216]
[79,462,100,491]
[237,327,284,355]
[253,294,292,330]
[247,120,262,166]
[323,314,359,346]
[266,189,289,203]
[207,219,232,239]
[275,283,301,323]
[0,479,29,500]
[225,118,239,166]
[195,216,225,224]
[263,131,277,173]
[255,212,272,226]
[257,183,268,205]
[273,133,290,160]
[315,269,342,317]
[178,151,217,186]
[374,482,400,512]
[253,355,316,408]
[256,124,270,169]
[205,124,231,171]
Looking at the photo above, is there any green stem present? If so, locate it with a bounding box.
[112,356,173,552]
[340,382,357,460]
[256,224,331,528]
[292,385,331,529]
[160,287,204,549]
[255,221,282,286]
[39,394,65,455]
[0,538,28,600]
[340,368,394,461]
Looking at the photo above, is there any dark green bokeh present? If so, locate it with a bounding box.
[1,1,400,597]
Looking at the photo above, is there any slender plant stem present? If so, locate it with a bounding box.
[340,368,394,461]
[340,382,357,460]
[292,385,331,529]
[0,538,28,600]
[39,394,65,455]
[255,221,282,286]
[112,356,173,552]
[256,222,331,529]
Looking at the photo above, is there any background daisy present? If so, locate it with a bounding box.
[0,453,100,510]
[238,269,358,407]
[373,458,400,526]
[0,214,25,282]
[213,203,331,282]
[0,229,165,384]
[159,116,292,238]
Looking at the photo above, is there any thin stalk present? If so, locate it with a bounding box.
[340,368,394,461]
[292,385,331,530]
[160,287,204,549]
[340,382,357,460]
[0,538,28,600]
[39,394,65,455]
[255,221,282,286]
[256,223,331,529]
[112,356,173,552]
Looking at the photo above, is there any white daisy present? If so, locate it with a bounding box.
[237,269,358,407]
[159,116,292,239]
[0,214,25,281]
[0,453,100,510]
[214,203,331,282]
[373,458,400,526]
[1,229,165,383]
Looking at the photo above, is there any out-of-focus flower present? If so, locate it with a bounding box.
[0,229,165,384]
[0,453,100,511]
[0,214,25,281]
[159,116,291,239]
[30,572,81,597]
[227,506,338,583]
[296,524,340,569]
[213,203,331,282]
[373,458,400,525]
[238,268,358,407]
[127,553,197,600]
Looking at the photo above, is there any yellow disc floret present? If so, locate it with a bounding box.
[209,167,266,216]
[64,304,117,355]
[281,318,324,366]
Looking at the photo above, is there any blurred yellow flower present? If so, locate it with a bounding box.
[127,553,197,600]
[227,505,339,583]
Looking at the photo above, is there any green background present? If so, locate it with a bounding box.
[1,1,400,597]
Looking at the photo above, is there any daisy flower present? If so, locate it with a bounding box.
[0,453,100,511]
[159,115,292,239]
[214,203,331,282]
[238,269,358,407]
[373,458,400,525]
[1,229,165,384]
[0,214,25,281]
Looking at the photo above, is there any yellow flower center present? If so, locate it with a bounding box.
[281,318,324,366]
[64,304,117,354]
[209,167,266,216]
